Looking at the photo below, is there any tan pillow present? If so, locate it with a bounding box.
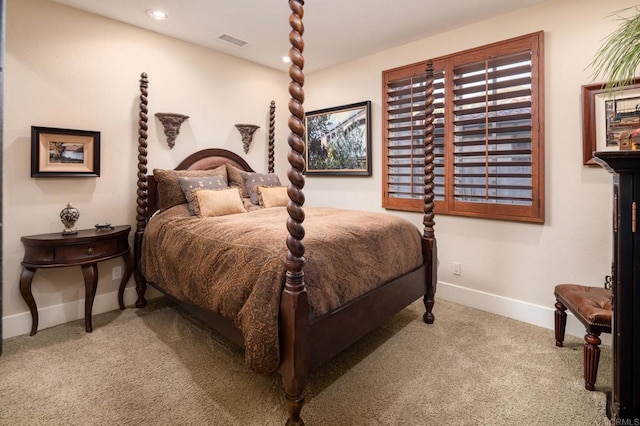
[154,166,228,210]
[192,187,247,217]
[256,186,289,208]
[178,175,227,215]
[243,172,282,204]
[226,163,249,198]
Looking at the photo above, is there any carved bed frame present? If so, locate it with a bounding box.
[132,2,437,424]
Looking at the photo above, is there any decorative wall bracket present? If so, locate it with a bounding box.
[235,124,260,153]
[155,113,189,149]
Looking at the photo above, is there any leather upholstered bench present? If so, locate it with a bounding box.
[553,284,612,391]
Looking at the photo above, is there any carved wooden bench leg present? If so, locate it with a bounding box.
[584,332,601,391]
[554,284,611,391]
[554,300,567,347]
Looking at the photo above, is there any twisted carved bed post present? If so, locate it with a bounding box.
[422,61,438,324]
[268,100,276,174]
[281,1,308,425]
[135,72,149,308]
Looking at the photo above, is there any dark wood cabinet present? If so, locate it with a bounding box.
[594,150,640,423]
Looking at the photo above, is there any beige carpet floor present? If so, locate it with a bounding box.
[0,298,611,425]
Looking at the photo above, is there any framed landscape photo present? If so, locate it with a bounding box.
[304,100,371,176]
[31,126,100,177]
[582,78,640,165]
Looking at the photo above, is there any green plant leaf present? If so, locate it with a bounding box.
[590,6,640,90]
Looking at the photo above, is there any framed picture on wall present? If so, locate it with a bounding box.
[304,100,372,176]
[31,126,101,177]
[582,79,640,165]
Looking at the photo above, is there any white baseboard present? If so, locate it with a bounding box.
[437,281,612,347]
[3,281,611,347]
[2,286,161,340]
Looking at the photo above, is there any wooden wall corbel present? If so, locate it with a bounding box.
[155,112,189,149]
[235,124,260,153]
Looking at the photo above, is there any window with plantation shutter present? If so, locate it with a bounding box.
[383,32,544,223]
[383,63,445,210]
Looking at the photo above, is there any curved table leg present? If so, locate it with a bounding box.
[81,263,98,332]
[118,250,134,310]
[19,267,38,336]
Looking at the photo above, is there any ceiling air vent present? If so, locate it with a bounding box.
[217,33,249,48]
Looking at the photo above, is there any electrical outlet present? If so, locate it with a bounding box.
[452,261,461,276]
[112,265,122,280]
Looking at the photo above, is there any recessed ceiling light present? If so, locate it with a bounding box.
[147,9,168,20]
[281,56,291,64]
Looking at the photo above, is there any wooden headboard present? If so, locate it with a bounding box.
[175,148,254,172]
[145,148,257,221]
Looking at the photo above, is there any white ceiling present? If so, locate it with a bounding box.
[49,0,548,73]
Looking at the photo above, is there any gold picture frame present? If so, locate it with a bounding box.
[31,126,100,177]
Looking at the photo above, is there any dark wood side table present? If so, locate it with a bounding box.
[20,225,133,336]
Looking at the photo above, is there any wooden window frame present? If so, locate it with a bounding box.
[382,32,545,223]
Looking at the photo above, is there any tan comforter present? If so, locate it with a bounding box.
[142,205,424,373]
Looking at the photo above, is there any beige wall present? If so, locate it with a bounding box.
[300,0,637,332]
[3,0,290,336]
[3,0,636,338]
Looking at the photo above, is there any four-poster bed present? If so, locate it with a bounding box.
[131,1,438,424]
